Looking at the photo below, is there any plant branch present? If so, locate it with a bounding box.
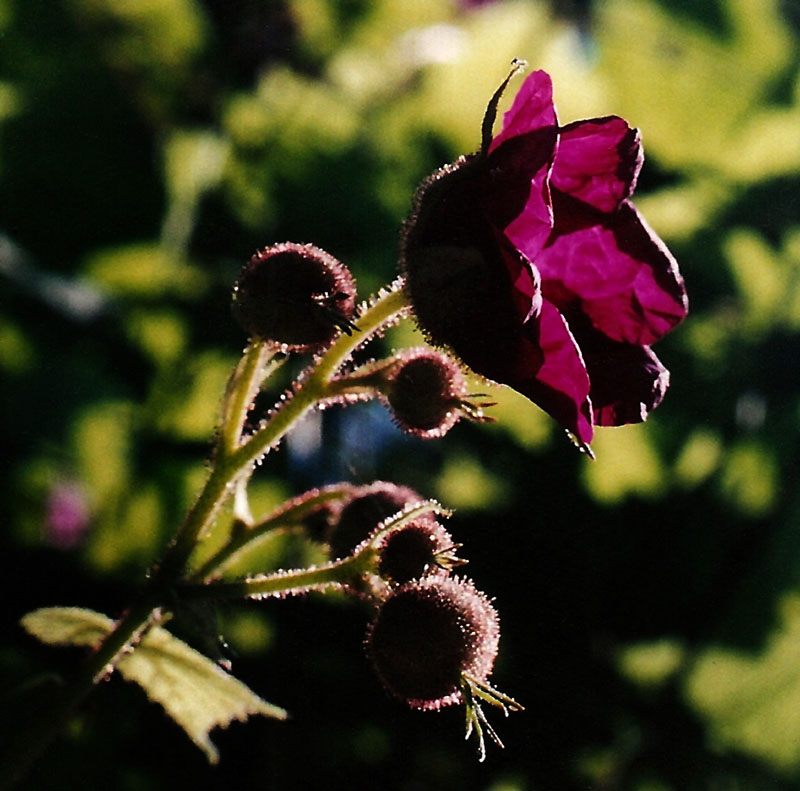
[6,283,411,788]
[189,483,355,582]
[179,550,377,601]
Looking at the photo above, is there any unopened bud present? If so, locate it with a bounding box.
[365,576,499,711]
[375,519,465,585]
[366,575,522,760]
[383,348,496,437]
[232,242,357,352]
[327,481,424,560]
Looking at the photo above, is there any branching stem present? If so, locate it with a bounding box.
[6,283,411,788]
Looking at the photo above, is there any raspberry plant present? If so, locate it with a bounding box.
[6,62,686,787]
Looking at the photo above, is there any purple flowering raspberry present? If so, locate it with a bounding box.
[401,67,688,448]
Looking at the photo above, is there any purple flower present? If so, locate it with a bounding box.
[401,67,688,449]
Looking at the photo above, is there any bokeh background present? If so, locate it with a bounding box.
[2,0,800,788]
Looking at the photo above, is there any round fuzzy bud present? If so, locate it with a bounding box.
[366,576,500,710]
[375,519,462,585]
[386,348,469,438]
[327,481,423,560]
[232,242,357,352]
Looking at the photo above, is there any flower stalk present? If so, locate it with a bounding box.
[6,283,411,787]
[180,549,377,601]
[167,282,410,570]
[188,483,355,582]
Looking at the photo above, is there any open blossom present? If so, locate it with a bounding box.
[401,66,688,449]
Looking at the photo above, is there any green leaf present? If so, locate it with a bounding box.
[597,0,798,179]
[119,624,287,762]
[21,607,287,763]
[21,606,114,647]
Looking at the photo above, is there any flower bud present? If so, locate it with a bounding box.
[327,481,423,560]
[232,242,357,352]
[374,519,464,585]
[365,576,499,711]
[385,348,491,438]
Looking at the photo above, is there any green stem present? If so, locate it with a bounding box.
[6,284,410,788]
[168,284,409,570]
[366,499,452,544]
[191,498,448,595]
[189,483,355,582]
[230,285,409,471]
[219,341,273,454]
[321,377,381,400]
[180,550,376,601]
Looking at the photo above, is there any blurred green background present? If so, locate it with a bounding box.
[2,0,800,788]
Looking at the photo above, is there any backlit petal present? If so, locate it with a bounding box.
[551,117,642,213]
[586,341,670,426]
[515,301,593,444]
[489,70,557,154]
[538,196,687,345]
[485,70,558,264]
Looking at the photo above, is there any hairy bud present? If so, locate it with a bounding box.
[232,242,357,352]
[374,519,464,585]
[366,576,499,710]
[365,575,522,760]
[384,348,495,437]
[327,481,423,560]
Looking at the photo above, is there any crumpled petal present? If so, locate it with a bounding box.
[537,195,688,346]
[577,328,671,426]
[515,300,593,444]
[550,117,642,213]
[401,66,687,451]
[486,71,558,265]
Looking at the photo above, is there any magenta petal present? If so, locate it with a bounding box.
[499,229,542,324]
[485,127,557,264]
[538,196,688,345]
[489,70,557,154]
[454,230,544,384]
[514,300,593,444]
[582,337,670,426]
[484,70,558,262]
[551,117,642,213]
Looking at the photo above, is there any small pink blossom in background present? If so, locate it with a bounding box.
[45,482,90,549]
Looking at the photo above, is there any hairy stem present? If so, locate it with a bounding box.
[219,340,274,454]
[169,283,409,570]
[230,285,410,471]
[180,550,376,601]
[6,284,410,787]
[189,483,355,582]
